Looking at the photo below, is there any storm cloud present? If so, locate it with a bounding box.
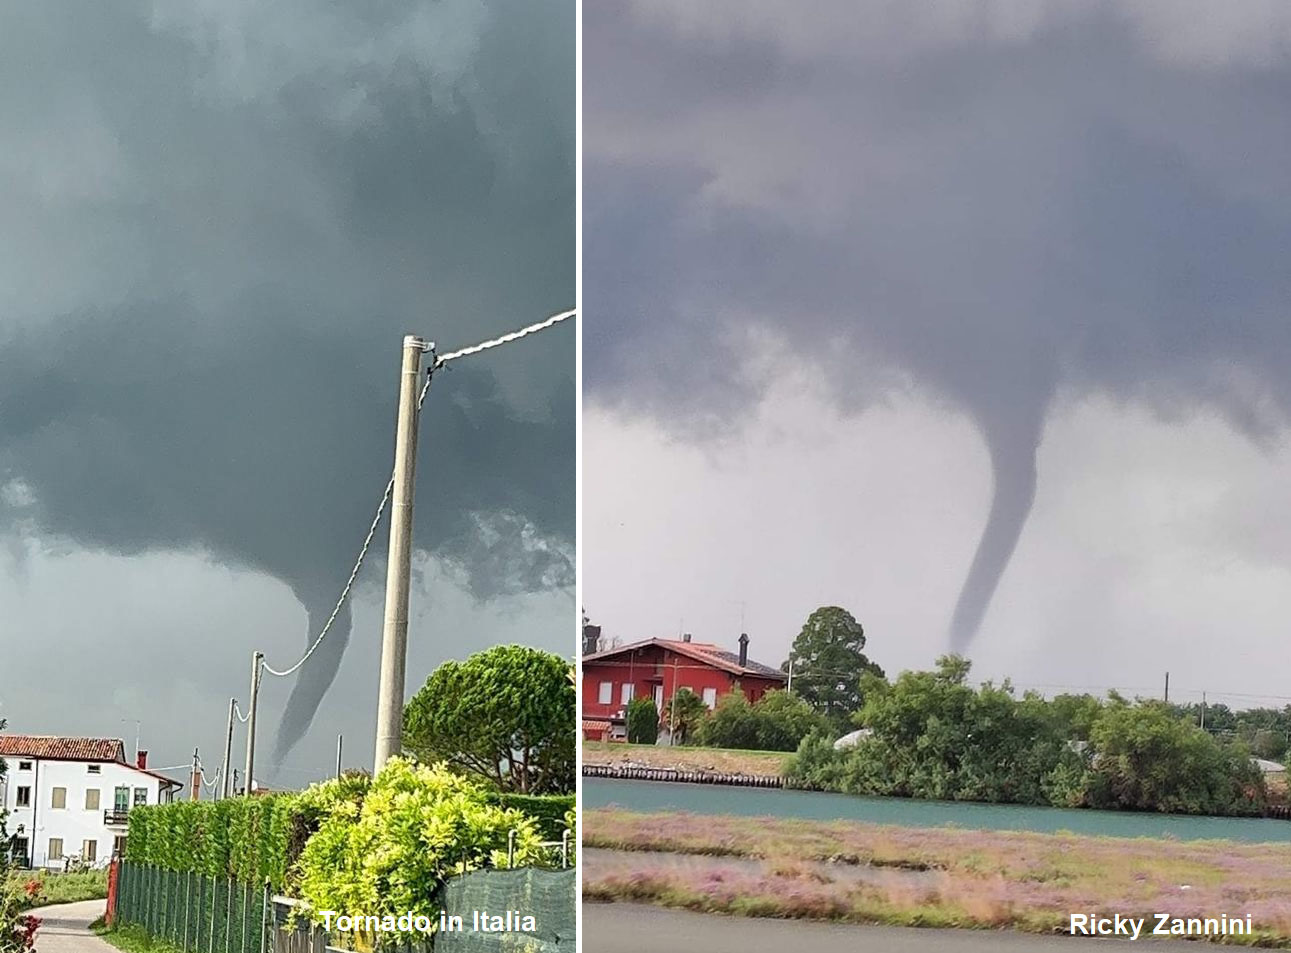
[585,1,1291,651]
[0,0,573,762]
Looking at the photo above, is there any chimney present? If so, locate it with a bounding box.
[582,622,602,655]
[682,632,692,643]
[136,750,148,770]
[738,633,749,667]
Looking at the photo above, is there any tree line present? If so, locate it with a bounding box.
[622,606,1280,817]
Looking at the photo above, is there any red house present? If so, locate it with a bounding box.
[582,632,788,741]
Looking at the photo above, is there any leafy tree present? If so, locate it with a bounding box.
[1085,702,1265,815]
[626,697,659,745]
[663,688,708,745]
[783,606,885,729]
[403,644,575,793]
[700,690,829,751]
[697,692,760,749]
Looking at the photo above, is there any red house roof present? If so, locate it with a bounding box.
[583,638,788,682]
[0,735,183,788]
[0,735,126,762]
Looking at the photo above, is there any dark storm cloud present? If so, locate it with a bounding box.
[0,0,573,760]
[585,2,1291,650]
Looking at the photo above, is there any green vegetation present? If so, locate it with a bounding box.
[697,690,829,752]
[294,760,547,944]
[662,689,708,745]
[403,644,575,793]
[492,793,575,840]
[96,922,184,953]
[783,606,884,731]
[626,697,659,745]
[584,808,1291,945]
[4,871,107,910]
[124,794,296,887]
[786,655,1268,817]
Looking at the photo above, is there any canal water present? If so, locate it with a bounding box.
[584,778,1291,843]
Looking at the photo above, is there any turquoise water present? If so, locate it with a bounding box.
[584,778,1291,843]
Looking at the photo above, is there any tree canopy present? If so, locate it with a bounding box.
[403,644,574,793]
[783,606,885,729]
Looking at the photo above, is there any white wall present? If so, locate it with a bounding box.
[0,757,174,869]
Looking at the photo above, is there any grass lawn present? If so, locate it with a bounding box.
[584,808,1291,946]
[8,869,109,910]
[94,922,185,953]
[583,742,791,776]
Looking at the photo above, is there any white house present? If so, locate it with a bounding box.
[0,736,183,870]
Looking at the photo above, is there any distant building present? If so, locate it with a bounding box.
[582,633,788,742]
[0,736,183,869]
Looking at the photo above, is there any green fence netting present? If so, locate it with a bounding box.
[435,868,575,953]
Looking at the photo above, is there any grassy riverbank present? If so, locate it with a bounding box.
[583,742,790,776]
[584,808,1291,945]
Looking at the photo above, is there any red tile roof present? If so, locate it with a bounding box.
[582,720,612,732]
[0,735,126,762]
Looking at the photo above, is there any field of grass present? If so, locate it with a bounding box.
[8,869,109,910]
[584,808,1291,946]
[583,742,791,776]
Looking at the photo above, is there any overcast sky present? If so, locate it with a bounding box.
[0,0,574,787]
[584,1,1291,712]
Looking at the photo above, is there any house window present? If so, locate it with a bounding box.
[15,787,31,808]
[598,681,613,704]
[48,838,63,862]
[113,836,127,858]
[83,840,97,863]
[85,789,101,811]
[114,787,130,813]
[134,788,147,807]
[17,761,32,771]
[621,682,635,705]
[703,687,718,709]
[51,787,66,809]
[87,765,101,775]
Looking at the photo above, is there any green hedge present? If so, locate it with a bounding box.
[490,794,574,839]
[124,777,574,890]
[124,796,298,888]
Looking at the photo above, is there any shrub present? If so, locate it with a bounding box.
[293,759,545,943]
[626,697,659,745]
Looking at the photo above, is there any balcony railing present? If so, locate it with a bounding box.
[103,809,130,826]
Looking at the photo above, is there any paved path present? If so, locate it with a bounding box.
[27,900,111,953]
[585,903,1211,952]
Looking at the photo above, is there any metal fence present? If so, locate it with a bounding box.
[114,861,270,953]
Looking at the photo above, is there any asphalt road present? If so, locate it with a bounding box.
[26,900,112,953]
[584,904,1212,952]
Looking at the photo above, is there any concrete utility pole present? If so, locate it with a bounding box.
[336,734,343,779]
[220,698,237,800]
[244,652,264,795]
[374,336,427,769]
[1200,691,1207,731]
[190,748,201,802]
[1164,671,1170,704]
[787,659,794,695]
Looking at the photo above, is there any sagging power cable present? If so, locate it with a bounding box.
[259,307,575,680]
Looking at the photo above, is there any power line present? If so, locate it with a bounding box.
[260,308,574,681]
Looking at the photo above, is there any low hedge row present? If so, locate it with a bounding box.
[490,793,574,840]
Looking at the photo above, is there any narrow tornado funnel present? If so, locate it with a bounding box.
[948,404,1045,652]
